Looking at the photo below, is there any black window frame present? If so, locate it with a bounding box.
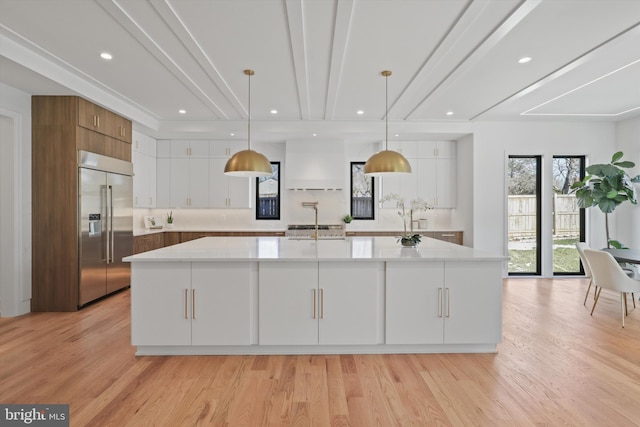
[350,162,375,220]
[255,161,280,220]
[508,155,542,276]
[552,155,586,276]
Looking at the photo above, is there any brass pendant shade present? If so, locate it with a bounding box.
[224,69,272,178]
[224,149,272,177]
[364,70,412,176]
[363,149,412,175]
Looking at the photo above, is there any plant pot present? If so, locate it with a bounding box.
[165,223,174,229]
[401,239,416,247]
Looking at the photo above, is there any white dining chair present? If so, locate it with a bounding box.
[583,248,640,328]
[575,242,596,306]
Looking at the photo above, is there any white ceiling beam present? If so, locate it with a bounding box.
[324,0,355,120]
[285,0,310,120]
[97,0,230,119]
[402,0,544,120]
[151,0,247,118]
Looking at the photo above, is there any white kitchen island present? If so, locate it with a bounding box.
[124,236,506,356]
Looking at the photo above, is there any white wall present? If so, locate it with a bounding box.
[615,116,640,249]
[471,121,616,276]
[0,82,31,317]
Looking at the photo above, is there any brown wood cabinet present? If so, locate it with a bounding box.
[133,233,165,254]
[346,230,463,245]
[77,97,132,143]
[31,96,132,311]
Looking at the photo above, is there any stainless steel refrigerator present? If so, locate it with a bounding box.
[79,150,133,306]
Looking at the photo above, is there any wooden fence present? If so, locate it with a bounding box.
[508,195,580,238]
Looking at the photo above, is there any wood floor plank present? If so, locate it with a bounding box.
[3,278,640,426]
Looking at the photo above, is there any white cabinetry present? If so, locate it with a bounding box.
[386,262,444,344]
[318,262,379,345]
[386,261,501,344]
[131,262,253,346]
[209,158,252,208]
[170,157,209,208]
[155,139,252,209]
[210,140,246,158]
[381,140,456,208]
[191,263,252,345]
[131,262,191,346]
[259,262,379,345]
[132,132,157,208]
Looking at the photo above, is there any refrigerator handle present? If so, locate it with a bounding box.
[102,185,108,263]
[108,184,114,264]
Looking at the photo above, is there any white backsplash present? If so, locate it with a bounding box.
[134,190,457,234]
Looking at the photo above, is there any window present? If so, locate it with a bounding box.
[351,162,375,220]
[256,162,280,220]
[507,156,541,275]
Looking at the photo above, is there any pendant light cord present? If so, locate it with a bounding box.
[385,72,388,151]
[247,71,252,151]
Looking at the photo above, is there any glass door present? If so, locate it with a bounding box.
[552,156,585,275]
[507,156,541,275]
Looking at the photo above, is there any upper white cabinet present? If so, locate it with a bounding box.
[381,140,456,208]
[209,158,252,209]
[171,140,210,158]
[132,132,157,208]
[170,158,209,208]
[210,140,247,158]
[155,139,253,209]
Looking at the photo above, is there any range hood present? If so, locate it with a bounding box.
[285,139,345,190]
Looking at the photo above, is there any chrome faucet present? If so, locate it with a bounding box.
[302,202,319,240]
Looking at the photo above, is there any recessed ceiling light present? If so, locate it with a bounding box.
[312,133,317,137]
[178,109,186,114]
[395,134,400,137]
[100,52,113,60]
[230,133,235,136]
[270,109,278,115]
[356,110,364,115]
[518,56,532,64]
[446,111,454,116]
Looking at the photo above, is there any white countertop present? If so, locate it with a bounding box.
[124,236,505,262]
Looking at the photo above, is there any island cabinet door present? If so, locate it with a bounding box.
[318,262,380,345]
[259,262,319,345]
[131,263,192,346]
[190,262,254,346]
[385,262,445,344]
[442,261,502,344]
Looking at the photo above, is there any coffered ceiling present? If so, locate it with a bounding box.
[1,0,639,142]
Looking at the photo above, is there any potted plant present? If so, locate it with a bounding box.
[380,193,433,247]
[166,211,174,229]
[342,214,353,224]
[571,151,640,248]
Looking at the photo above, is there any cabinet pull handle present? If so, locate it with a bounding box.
[320,289,324,319]
[313,289,317,319]
[184,289,189,319]
[440,233,456,237]
[192,289,196,319]
[97,116,100,128]
[438,288,443,318]
[446,288,451,318]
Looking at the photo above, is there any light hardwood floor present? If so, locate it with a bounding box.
[2,278,640,426]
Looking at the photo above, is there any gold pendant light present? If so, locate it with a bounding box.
[224,69,273,177]
[364,70,412,176]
